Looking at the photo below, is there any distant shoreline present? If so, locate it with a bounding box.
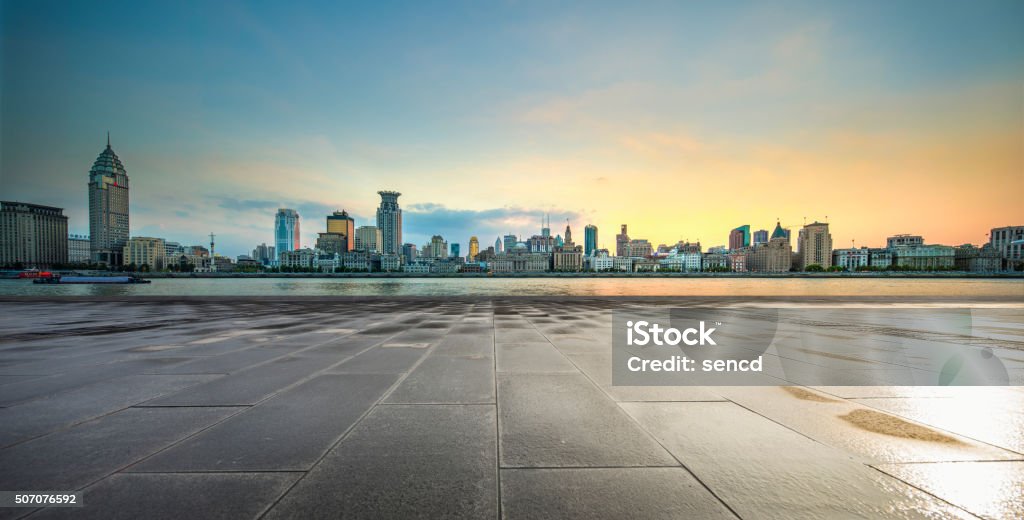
[133,272,1024,279]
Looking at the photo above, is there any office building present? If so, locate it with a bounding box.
[376,191,402,255]
[616,225,629,257]
[887,234,924,249]
[275,208,301,254]
[68,233,91,264]
[354,225,382,253]
[753,229,769,245]
[88,136,130,265]
[326,210,356,251]
[468,236,479,261]
[796,222,833,269]
[729,225,750,251]
[0,201,69,267]
[315,232,347,255]
[584,225,598,256]
[123,236,166,270]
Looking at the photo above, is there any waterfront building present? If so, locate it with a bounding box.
[702,252,728,271]
[403,261,432,274]
[252,243,276,265]
[552,223,583,271]
[176,254,210,272]
[796,222,833,269]
[627,239,653,258]
[213,256,234,272]
[468,236,479,261]
[376,191,402,255]
[891,244,955,269]
[489,245,550,273]
[314,253,341,273]
[460,262,484,273]
[315,232,348,255]
[88,136,130,265]
[634,259,660,272]
[612,256,634,272]
[279,248,316,269]
[380,254,402,272]
[584,225,598,256]
[753,229,769,245]
[326,210,356,251]
[354,225,382,253]
[431,257,464,273]
[990,226,1024,269]
[450,243,460,258]
[0,201,68,268]
[707,245,728,254]
[868,248,892,269]
[401,243,417,264]
[747,225,792,272]
[659,251,702,272]
[236,256,259,269]
[68,234,91,264]
[832,247,869,271]
[728,251,748,272]
[954,244,1001,272]
[616,225,630,257]
[526,234,556,253]
[587,250,614,272]
[341,251,371,271]
[123,237,166,270]
[886,234,924,249]
[729,225,751,251]
[275,209,301,254]
[164,241,185,260]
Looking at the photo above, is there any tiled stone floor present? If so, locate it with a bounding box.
[0,298,1021,519]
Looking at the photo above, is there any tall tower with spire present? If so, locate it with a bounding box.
[376,191,402,255]
[88,134,130,265]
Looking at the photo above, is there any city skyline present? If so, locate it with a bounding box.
[2,2,1023,257]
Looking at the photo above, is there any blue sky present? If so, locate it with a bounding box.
[2,1,1022,256]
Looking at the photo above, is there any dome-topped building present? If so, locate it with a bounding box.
[88,134,130,265]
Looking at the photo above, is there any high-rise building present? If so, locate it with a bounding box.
[252,243,276,265]
[428,235,448,258]
[451,243,460,258]
[494,237,503,254]
[797,222,833,269]
[88,136,130,265]
[503,234,518,254]
[729,225,750,251]
[402,243,417,264]
[468,236,479,260]
[275,209,301,254]
[0,201,69,267]
[354,225,382,253]
[68,234,91,264]
[989,225,1024,269]
[376,191,402,255]
[315,232,347,255]
[753,229,769,245]
[584,225,598,256]
[326,210,355,251]
[747,223,792,272]
[887,234,924,249]
[616,225,630,257]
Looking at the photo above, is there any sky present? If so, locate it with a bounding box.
[1,0,1022,257]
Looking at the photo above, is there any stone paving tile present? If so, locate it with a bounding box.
[0,374,219,447]
[561,350,725,402]
[713,386,1018,463]
[0,358,195,407]
[264,405,497,519]
[131,373,397,471]
[500,468,735,519]
[29,472,302,520]
[498,373,677,468]
[142,356,338,406]
[148,346,291,374]
[293,333,387,358]
[495,342,578,374]
[622,401,976,519]
[0,407,240,491]
[385,353,495,404]
[433,334,494,357]
[852,395,1024,455]
[873,461,1024,520]
[327,346,427,374]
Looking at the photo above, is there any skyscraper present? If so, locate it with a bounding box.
[797,221,833,269]
[503,234,518,254]
[729,225,750,251]
[88,135,129,265]
[402,243,417,264]
[584,225,598,256]
[326,210,355,251]
[495,237,503,253]
[376,191,402,255]
[354,225,382,253]
[616,225,629,257]
[275,208,301,254]
[451,243,460,258]
[753,229,769,245]
[468,236,479,260]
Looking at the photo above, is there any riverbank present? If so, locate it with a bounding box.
[139,271,1024,279]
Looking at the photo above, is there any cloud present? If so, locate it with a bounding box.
[404,203,588,245]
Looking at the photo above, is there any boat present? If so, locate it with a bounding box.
[17,269,53,279]
[33,275,151,284]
